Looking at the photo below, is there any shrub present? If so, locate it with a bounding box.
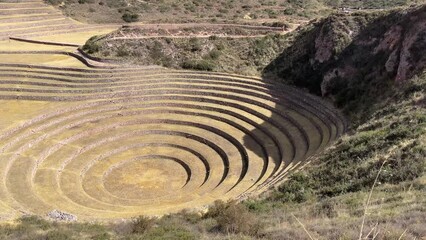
[181,60,215,71]
[131,216,156,234]
[122,13,139,23]
[215,43,225,51]
[209,35,218,41]
[205,200,263,236]
[268,21,292,30]
[203,200,227,219]
[45,230,72,240]
[78,0,95,4]
[82,41,100,54]
[206,49,221,60]
[45,0,63,5]
[116,46,130,57]
[312,199,338,218]
[188,37,202,52]
[275,173,313,203]
[244,200,270,213]
[284,7,297,15]
[174,209,202,224]
[19,216,51,230]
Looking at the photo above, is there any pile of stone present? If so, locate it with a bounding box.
[47,210,77,222]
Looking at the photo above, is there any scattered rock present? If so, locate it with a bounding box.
[47,210,77,222]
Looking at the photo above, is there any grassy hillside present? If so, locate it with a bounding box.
[335,0,423,9]
[46,0,326,24]
[83,32,293,76]
[46,0,424,24]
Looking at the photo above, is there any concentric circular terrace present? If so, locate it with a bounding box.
[0,0,346,221]
[0,63,346,220]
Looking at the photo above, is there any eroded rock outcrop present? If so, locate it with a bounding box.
[264,5,426,113]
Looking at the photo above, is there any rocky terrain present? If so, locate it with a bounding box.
[264,5,426,121]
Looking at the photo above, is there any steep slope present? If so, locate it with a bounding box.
[264,5,426,122]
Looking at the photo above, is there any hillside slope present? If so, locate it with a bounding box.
[264,5,426,122]
[46,0,424,24]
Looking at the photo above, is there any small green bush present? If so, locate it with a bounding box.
[188,38,202,52]
[205,200,263,236]
[181,60,215,71]
[45,0,63,5]
[82,41,100,54]
[78,0,95,4]
[82,35,105,55]
[244,200,270,213]
[207,49,221,60]
[116,46,130,57]
[275,173,313,203]
[122,12,139,23]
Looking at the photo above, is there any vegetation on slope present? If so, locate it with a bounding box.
[83,32,293,75]
[259,68,425,239]
[46,0,327,24]
[46,0,424,24]
[277,73,426,197]
[46,0,425,23]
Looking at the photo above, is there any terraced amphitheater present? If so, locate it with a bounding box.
[0,0,346,221]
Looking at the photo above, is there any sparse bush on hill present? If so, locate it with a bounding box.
[0,216,112,239]
[272,173,314,203]
[205,49,221,60]
[82,35,107,54]
[45,0,63,5]
[131,216,156,234]
[47,0,420,24]
[122,12,139,23]
[78,0,95,4]
[205,200,264,236]
[181,59,215,71]
[82,42,100,54]
[270,72,426,201]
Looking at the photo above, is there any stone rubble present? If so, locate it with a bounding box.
[47,210,77,222]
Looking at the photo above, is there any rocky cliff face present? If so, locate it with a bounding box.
[264,5,426,117]
[321,6,425,94]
